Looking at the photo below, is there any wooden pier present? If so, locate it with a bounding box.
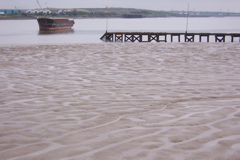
[100,32,240,42]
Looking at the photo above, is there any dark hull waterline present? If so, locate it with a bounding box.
[37,17,75,31]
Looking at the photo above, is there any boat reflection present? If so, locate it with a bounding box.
[38,29,74,35]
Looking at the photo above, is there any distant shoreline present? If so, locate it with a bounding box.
[1,15,239,20]
[1,7,240,20]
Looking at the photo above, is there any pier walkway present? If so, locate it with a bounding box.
[100,32,240,42]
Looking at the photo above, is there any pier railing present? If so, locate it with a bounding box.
[100,32,240,42]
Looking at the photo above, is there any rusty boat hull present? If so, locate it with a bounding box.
[37,17,75,31]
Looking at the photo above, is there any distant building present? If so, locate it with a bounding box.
[26,9,51,14]
[42,10,51,14]
[57,9,72,14]
[26,10,37,14]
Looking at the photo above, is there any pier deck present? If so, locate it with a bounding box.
[100,32,240,42]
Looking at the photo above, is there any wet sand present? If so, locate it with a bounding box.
[0,43,240,160]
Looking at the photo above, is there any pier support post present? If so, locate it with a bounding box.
[149,34,159,42]
[100,32,114,42]
[159,34,167,42]
[133,34,142,42]
[115,33,123,42]
[141,33,150,42]
[171,34,181,42]
[185,34,195,42]
[101,32,239,43]
[105,33,114,42]
[125,33,142,42]
[215,34,225,42]
[231,34,240,42]
[125,34,133,42]
[199,34,210,42]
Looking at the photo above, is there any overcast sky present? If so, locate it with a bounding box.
[1,0,240,12]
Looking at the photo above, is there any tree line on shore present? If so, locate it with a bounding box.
[1,7,239,19]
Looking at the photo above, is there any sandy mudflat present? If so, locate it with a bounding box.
[0,43,240,160]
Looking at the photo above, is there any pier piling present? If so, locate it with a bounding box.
[101,32,240,43]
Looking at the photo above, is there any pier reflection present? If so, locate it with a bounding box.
[38,29,74,35]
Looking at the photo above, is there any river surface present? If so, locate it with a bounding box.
[0,17,240,45]
[1,16,240,160]
[1,43,240,159]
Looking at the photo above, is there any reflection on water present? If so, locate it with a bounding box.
[38,29,74,35]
